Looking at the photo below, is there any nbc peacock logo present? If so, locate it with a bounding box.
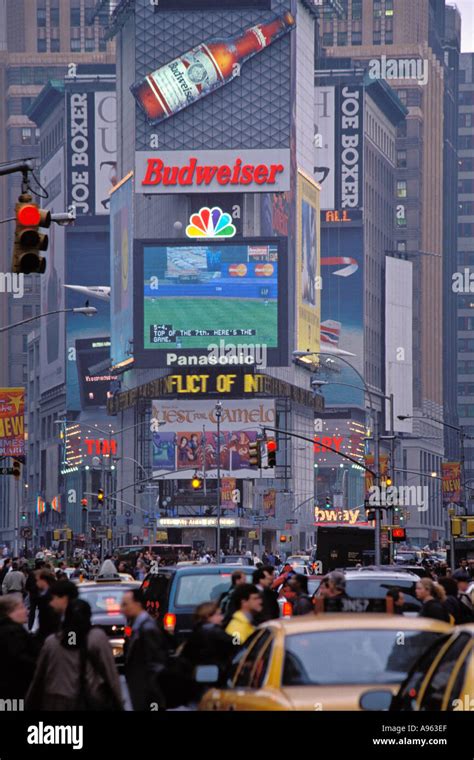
[186,207,237,238]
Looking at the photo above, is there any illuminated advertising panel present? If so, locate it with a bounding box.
[134,238,288,368]
[320,224,364,407]
[65,232,110,412]
[151,398,275,479]
[297,171,320,354]
[110,173,134,371]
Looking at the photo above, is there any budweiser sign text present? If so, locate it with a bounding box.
[135,150,290,193]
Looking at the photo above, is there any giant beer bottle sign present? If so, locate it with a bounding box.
[131,12,295,125]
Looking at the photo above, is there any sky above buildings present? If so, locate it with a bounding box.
[454,0,474,51]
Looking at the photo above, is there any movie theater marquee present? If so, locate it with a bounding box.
[135,149,291,194]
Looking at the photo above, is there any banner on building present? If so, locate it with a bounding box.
[36,497,46,516]
[364,454,389,496]
[263,488,276,518]
[221,477,237,509]
[0,388,25,457]
[441,462,461,504]
[296,171,320,355]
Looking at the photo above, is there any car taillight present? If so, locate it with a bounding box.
[163,612,176,632]
[143,580,150,588]
[124,626,132,638]
[282,601,293,617]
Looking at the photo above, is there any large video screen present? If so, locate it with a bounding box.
[134,238,287,367]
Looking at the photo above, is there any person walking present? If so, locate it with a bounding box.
[225,584,263,646]
[288,574,313,616]
[452,569,474,623]
[34,570,60,643]
[180,601,234,704]
[220,570,247,626]
[253,566,280,623]
[0,557,11,594]
[26,598,122,711]
[416,579,450,622]
[120,588,169,711]
[0,594,39,700]
[2,561,26,596]
[438,577,464,625]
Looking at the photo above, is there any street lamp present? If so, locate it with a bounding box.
[0,305,97,333]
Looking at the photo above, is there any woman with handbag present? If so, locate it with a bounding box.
[26,598,123,711]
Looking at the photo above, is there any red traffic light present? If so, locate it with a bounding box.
[392,527,406,542]
[17,204,41,226]
[267,439,277,452]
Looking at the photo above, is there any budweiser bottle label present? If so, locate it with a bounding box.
[146,44,222,119]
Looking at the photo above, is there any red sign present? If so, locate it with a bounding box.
[84,439,118,456]
[141,157,285,189]
[441,462,461,504]
[314,435,343,453]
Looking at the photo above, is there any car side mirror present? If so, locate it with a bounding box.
[195,664,219,684]
[359,689,393,711]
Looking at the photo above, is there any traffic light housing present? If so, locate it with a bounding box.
[467,518,474,537]
[191,475,203,490]
[451,518,462,537]
[97,488,104,504]
[392,527,406,543]
[266,439,277,468]
[12,459,21,480]
[12,193,51,274]
[248,440,261,468]
[20,511,27,522]
[81,498,88,511]
[366,509,376,521]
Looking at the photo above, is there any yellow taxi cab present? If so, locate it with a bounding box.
[362,623,474,712]
[199,613,452,711]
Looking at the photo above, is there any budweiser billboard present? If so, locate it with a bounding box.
[135,150,291,194]
[441,462,461,504]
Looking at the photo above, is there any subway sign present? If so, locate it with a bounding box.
[135,149,291,194]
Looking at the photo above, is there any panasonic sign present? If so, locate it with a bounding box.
[135,149,291,194]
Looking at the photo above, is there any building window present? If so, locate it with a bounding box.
[459,135,474,150]
[85,37,95,52]
[373,0,382,17]
[397,89,407,106]
[385,0,394,14]
[71,0,81,27]
[396,180,407,198]
[396,241,406,252]
[51,38,60,52]
[322,32,333,46]
[21,128,33,144]
[37,38,47,52]
[50,0,60,26]
[385,32,393,44]
[70,38,82,52]
[459,113,473,128]
[459,223,474,238]
[459,201,474,215]
[459,91,474,105]
[352,0,362,20]
[337,32,348,46]
[396,150,407,168]
[37,0,46,27]
[397,121,407,138]
[373,31,382,45]
[351,30,362,45]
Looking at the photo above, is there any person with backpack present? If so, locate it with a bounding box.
[26,596,122,711]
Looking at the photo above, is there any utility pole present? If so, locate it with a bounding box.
[215,402,222,561]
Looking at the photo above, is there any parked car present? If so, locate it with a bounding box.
[140,564,254,644]
[320,569,424,614]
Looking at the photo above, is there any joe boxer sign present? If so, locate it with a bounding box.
[135,149,290,194]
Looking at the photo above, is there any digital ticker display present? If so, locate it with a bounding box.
[134,238,288,368]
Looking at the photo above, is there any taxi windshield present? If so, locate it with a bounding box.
[282,630,443,686]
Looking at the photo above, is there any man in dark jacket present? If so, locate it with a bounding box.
[288,574,313,615]
[121,588,169,711]
[452,570,474,623]
[35,569,60,643]
[253,566,280,624]
[220,570,247,627]
[0,593,38,699]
